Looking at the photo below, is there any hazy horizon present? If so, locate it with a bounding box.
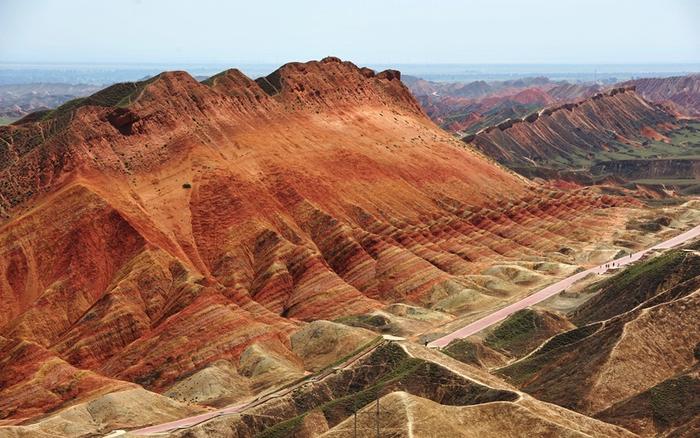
[1,0,698,65]
[1,61,698,86]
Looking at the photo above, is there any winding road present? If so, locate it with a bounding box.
[428,223,700,348]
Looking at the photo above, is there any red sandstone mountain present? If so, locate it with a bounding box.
[0,57,634,428]
[546,82,602,102]
[622,74,700,117]
[464,87,677,172]
[404,76,599,134]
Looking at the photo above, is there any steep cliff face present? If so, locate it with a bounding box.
[0,58,635,425]
[622,74,700,117]
[465,87,677,170]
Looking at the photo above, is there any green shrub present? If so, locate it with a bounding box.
[484,309,539,353]
[537,323,600,355]
[444,339,480,365]
[650,376,695,426]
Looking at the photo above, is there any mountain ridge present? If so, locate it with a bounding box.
[461,86,679,177]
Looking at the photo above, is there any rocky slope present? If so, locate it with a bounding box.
[0,57,639,433]
[546,82,602,102]
[622,74,700,117]
[464,87,678,175]
[591,158,700,181]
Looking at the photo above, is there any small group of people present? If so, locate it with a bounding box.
[599,254,635,273]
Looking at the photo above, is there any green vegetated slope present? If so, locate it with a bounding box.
[259,342,516,438]
[482,309,573,357]
[494,243,700,436]
[441,308,573,370]
[572,241,700,325]
[8,76,159,138]
[442,338,507,369]
[596,364,700,437]
[520,122,700,186]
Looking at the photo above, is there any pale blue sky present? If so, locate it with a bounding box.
[1,0,698,64]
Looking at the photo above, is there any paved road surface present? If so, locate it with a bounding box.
[428,224,700,348]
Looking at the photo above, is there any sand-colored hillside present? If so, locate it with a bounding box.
[497,245,700,436]
[321,391,635,438]
[1,388,203,437]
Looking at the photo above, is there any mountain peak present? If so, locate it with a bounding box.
[253,57,422,113]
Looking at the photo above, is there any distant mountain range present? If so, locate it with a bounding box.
[623,74,700,117]
[404,74,700,135]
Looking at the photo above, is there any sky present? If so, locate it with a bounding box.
[1,0,698,65]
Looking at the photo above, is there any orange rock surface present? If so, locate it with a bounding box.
[466,87,676,167]
[0,57,634,422]
[623,74,700,117]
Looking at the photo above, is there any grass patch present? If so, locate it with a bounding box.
[256,343,421,438]
[318,357,426,419]
[334,313,392,332]
[317,336,383,374]
[33,76,159,129]
[573,249,700,325]
[444,339,480,365]
[536,323,601,355]
[484,309,539,354]
[581,250,684,298]
[497,322,601,385]
[260,336,383,399]
[201,69,231,87]
[256,412,307,438]
[649,375,698,427]
[258,342,518,437]
[600,250,682,290]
